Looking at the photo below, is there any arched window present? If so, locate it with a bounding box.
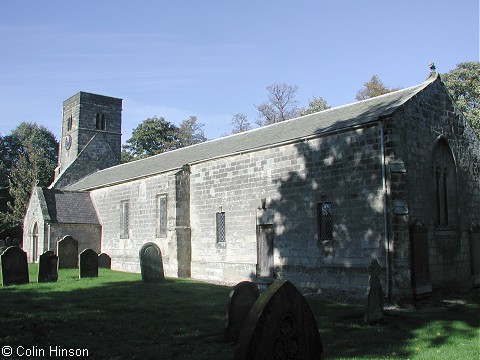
[95,113,101,129]
[67,116,73,131]
[32,222,39,262]
[433,139,457,227]
[101,114,106,130]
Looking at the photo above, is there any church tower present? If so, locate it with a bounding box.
[53,92,122,189]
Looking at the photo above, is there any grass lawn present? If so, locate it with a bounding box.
[0,265,478,359]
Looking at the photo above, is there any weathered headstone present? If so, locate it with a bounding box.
[98,253,112,269]
[364,258,384,324]
[410,219,432,297]
[79,249,98,278]
[37,251,58,283]
[234,280,323,360]
[139,242,165,283]
[225,281,260,343]
[1,246,29,286]
[57,235,79,269]
[0,240,6,254]
[470,221,480,287]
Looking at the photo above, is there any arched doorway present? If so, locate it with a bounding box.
[32,222,39,263]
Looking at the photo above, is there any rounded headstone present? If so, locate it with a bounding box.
[79,248,98,278]
[139,242,165,283]
[225,281,260,343]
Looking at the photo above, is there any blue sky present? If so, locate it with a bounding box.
[0,0,478,143]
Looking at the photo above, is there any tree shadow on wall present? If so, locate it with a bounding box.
[260,119,387,294]
[245,117,480,358]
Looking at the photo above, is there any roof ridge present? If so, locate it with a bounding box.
[64,75,437,191]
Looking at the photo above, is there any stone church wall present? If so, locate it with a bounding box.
[90,171,179,275]
[190,122,387,297]
[49,223,101,254]
[389,78,480,294]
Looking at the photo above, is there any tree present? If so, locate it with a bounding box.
[177,116,207,147]
[255,83,299,127]
[355,74,400,101]
[0,122,58,238]
[299,96,331,116]
[0,136,13,218]
[442,62,480,138]
[122,117,179,160]
[122,116,207,162]
[231,113,252,134]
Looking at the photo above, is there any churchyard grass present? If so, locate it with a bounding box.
[0,265,478,359]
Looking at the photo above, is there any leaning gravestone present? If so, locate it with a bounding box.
[1,246,29,286]
[234,280,323,360]
[98,253,112,269]
[364,258,384,324]
[57,235,79,269]
[139,242,165,283]
[225,281,260,343]
[37,251,58,283]
[79,249,98,278]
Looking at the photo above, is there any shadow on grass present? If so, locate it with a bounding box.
[307,293,480,359]
[0,268,233,360]
[1,268,479,359]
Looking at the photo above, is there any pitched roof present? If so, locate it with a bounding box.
[65,75,437,191]
[41,189,100,224]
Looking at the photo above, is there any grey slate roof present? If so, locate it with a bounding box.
[42,188,100,224]
[65,75,436,191]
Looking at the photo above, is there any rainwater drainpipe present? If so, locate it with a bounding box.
[380,121,390,299]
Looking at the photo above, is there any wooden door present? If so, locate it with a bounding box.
[257,225,274,278]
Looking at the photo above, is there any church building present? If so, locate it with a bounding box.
[23,72,480,301]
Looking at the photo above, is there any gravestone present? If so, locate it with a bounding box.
[98,253,112,269]
[234,280,323,360]
[139,242,165,283]
[37,251,58,283]
[57,235,79,269]
[79,249,98,278]
[470,221,480,287]
[364,258,384,324]
[1,246,29,286]
[410,219,432,296]
[225,281,260,343]
[0,240,6,254]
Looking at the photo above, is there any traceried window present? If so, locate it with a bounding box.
[156,195,167,238]
[120,201,130,238]
[433,138,457,228]
[317,202,333,242]
[216,212,226,243]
